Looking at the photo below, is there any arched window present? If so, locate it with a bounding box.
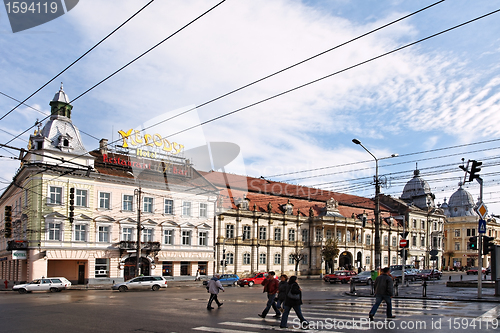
[288,254,295,264]
[243,253,250,265]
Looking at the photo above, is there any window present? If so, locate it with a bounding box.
[412,219,417,228]
[433,222,437,231]
[182,230,191,245]
[123,195,133,211]
[49,186,62,205]
[75,189,87,207]
[288,229,295,242]
[259,227,267,240]
[227,253,234,265]
[243,253,251,265]
[122,227,133,241]
[455,242,460,251]
[316,229,323,242]
[383,256,388,265]
[48,223,61,240]
[366,256,371,265]
[392,236,397,247]
[95,258,109,278]
[99,192,110,209]
[326,230,332,239]
[143,197,153,213]
[421,220,425,229]
[142,229,153,242]
[164,229,173,245]
[467,228,476,237]
[98,225,110,242]
[302,254,308,265]
[242,225,251,240]
[199,203,207,218]
[421,236,425,247]
[288,254,295,264]
[226,224,234,239]
[274,228,281,241]
[302,229,309,242]
[366,235,371,246]
[74,224,86,241]
[336,230,342,241]
[392,256,397,265]
[412,235,417,247]
[259,253,266,264]
[432,237,438,249]
[164,199,173,214]
[199,231,208,246]
[274,253,281,264]
[182,201,192,216]
[383,235,388,246]
[454,229,460,237]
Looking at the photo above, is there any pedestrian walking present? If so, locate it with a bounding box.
[258,271,281,319]
[368,267,395,320]
[280,276,308,329]
[195,269,201,281]
[207,274,224,310]
[276,274,288,312]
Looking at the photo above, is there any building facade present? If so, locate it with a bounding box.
[0,87,217,285]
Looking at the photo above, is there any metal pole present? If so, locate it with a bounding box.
[478,178,483,298]
[374,158,381,271]
[135,187,142,277]
[402,216,405,287]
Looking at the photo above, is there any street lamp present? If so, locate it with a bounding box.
[352,139,398,270]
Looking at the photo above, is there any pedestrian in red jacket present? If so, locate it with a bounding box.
[258,271,280,318]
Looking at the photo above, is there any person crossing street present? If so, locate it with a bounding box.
[258,271,281,318]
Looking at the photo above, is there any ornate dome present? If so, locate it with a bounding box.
[401,169,435,209]
[446,184,477,217]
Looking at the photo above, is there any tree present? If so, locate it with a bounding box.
[290,252,304,276]
[321,238,339,274]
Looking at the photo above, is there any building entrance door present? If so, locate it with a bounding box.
[78,265,85,284]
[124,257,151,281]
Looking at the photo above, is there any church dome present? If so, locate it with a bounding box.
[447,184,477,217]
[52,84,70,104]
[401,169,434,209]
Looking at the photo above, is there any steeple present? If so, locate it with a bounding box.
[49,82,73,118]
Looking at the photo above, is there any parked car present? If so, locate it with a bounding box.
[203,274,240,286]
[328,270,357,284]
[237,272,271,287]
[390,270,418,282]
[419,269,442,280]
[467,267,486,275]
[390,264,415,272]
[112,276,168,292]
[13,277,71,294]
[350,271,373,285]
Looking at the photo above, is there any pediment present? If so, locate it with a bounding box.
[94,215,115,222]
[43,211,67,219]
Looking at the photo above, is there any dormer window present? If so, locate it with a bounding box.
[36,141,43,150]
[63,139,69,147]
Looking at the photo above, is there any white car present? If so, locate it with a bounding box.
[13,277,72,294]
[112,276,168,292]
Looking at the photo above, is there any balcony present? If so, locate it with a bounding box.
[7,240,28,251]
[118,241,161,256]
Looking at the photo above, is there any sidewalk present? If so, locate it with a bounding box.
[347,279,500,302]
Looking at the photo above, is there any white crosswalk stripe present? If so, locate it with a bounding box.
[192,298,498,332]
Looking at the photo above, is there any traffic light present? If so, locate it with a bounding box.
[469,236,477,250]
[399,249,408,260]
[469,160,482,182]
[4,205,12,238]
[69,188,75,224]
[483,236,494,255]
[400,232,409,239]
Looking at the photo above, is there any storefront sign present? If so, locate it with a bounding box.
[117,129,184,159]
[102,154,189,177]
[12,250,27,260]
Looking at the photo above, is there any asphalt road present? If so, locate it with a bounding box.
[1,273,499,333]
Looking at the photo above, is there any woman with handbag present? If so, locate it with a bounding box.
[280,276,308,329]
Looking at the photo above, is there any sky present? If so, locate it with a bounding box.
[1,0,500,216]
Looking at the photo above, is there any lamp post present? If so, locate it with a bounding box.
[352,139,398,271]
[134,187,142,277]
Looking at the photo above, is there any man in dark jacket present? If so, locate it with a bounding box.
[258,271,281,318]
[369,267,395,320]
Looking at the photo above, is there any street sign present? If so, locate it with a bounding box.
[477,202,487,219]
[399,239,408,248]
[478,219,486,234]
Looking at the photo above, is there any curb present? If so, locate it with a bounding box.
[345,292,500,303]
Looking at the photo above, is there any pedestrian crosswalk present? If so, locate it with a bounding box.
[192,297,500,332]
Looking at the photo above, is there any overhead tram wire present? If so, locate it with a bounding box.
[3,0,227,147]
[0,0,156,124]
[0,0,445,162]
[156,8,500,142]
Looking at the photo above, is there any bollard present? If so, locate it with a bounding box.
[370,280,374,295]
[394,281,399,297]
[449,276,451,281]
[422,280,427,298]
[460,275,463,281]
[350,278,356,293]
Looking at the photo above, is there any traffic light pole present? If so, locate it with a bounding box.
[402,216,406,287]
[477,177,483,299]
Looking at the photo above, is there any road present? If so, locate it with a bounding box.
[1,274,499,332]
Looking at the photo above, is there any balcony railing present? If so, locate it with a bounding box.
[7,240,28,251]
[118,241,161,251]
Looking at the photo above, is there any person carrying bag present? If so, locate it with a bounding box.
[279,276,308,329]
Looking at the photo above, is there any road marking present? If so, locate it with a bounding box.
[475,304,500,322]
[193,326,259,333]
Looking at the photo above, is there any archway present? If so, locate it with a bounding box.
[338,251,353,270]
[124,257,151,281]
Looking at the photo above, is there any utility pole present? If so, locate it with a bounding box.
[135,187,142,277]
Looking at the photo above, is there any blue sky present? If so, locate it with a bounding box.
[1,0,500,215]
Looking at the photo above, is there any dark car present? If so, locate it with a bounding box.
[328,270,357,284]
[203,274,240,286]
[391,270,417,282]
[350,271,373,285]
[419,269,442,280]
